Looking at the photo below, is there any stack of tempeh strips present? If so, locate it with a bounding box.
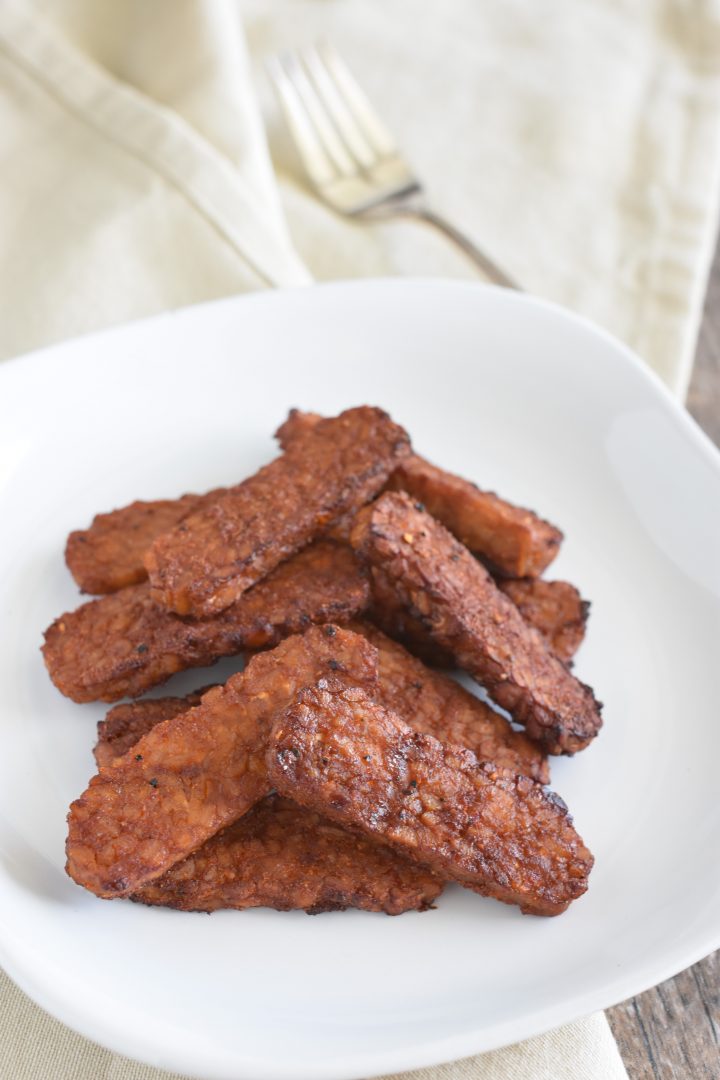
[45,406,601,918]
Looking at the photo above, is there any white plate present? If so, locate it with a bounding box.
[0,280,718,1080]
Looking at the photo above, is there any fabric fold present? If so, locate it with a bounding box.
[0,0,309,359]
[245,0,720,396]
[1,0,716,1077]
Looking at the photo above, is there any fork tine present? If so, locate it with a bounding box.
[282,53,357,177]
[316,41,398,158]
[266,56,338,186]
[302,46,377,169]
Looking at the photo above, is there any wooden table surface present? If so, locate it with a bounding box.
[604,243,720,1078]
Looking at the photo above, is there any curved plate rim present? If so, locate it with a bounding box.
[0,278,718,1080]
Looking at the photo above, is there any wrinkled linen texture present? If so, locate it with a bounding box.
[2,0,719,1077]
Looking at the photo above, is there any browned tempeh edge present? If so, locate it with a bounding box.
[132,794,444,915]
[368,573,456,668]
[65,489,226,595]
[351,492,602,755]
[497,578,590,666]
[95,696,442,916]
[92,618,546,908]
[64,404,562,601]
[43,541,369,703]
[63,499,584,667]
[94,689,215,768]
[144,407,411,618]
[368,567,588,668]
[65,626,379,899]
[276,409,562,578]
[60,514,588,677]
[268,683,593,916]
[353,621,549,783]
[95,623,548,782]
[279,412,586,664]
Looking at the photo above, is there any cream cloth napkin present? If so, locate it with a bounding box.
[3,0,720,392]
[1,0,718,1077]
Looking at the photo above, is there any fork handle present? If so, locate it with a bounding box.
[381,204,521,290]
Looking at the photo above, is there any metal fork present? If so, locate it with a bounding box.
[267,42,519,290]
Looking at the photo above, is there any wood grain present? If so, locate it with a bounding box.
[607,953,719,1079]
[606,242,720,1078]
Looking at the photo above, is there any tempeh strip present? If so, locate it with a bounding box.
[94,624,548,783]
[133,795,443,915]
[276,409,562,578]
[94,700,443,915]
[68,408,564,601]
[146,407,410,617]
[496,578,589,665]
[368,565,460,668]
[371,570,589,667]
[44,542,368,703]
[97,698,441,915]
[386,458,562,578]
[65,489,225,595]
[67,407,564,601]
[66,626,378,898]
[95,698,442,915]
[269,684,593,915]
[355,622,549,782]
[351,493,602,754]
[94,691,214,768]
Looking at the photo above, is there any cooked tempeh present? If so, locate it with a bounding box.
[276,409,562,578]
[497,578,589,665]
[269,684,593,915]
[65,490,225,595]
[68,407,563,601]
[367,566,455,668]
[133,795,443,915]
[94,690,214,768]
[95,702,443,916]
[372,570,588,667]
[66,626,378,898]
[145,407,410,617]
[274,409,323,446]
[356,622,549,782]
[44,542,368,703]
[94,624,548,783]
[351,493,602,754]
[386,458,562,578]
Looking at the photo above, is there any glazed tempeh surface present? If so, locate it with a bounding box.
[133,794,443,915]
[94,691,213,768]
[44,542,368,703]
[94,699,443,916]
[276,409,562,578]
[145,407,410,617]
[65,489,225,595]
[351,493,602,754]
[66,627,378,898]
[269,684,593,916]
[357,622,549,783]
[369,569,587,668]
[497,578,589,665]
[94,626,549,785]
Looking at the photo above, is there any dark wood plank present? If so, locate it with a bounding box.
[607,953,720,1079]
[606,237,720,1078]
